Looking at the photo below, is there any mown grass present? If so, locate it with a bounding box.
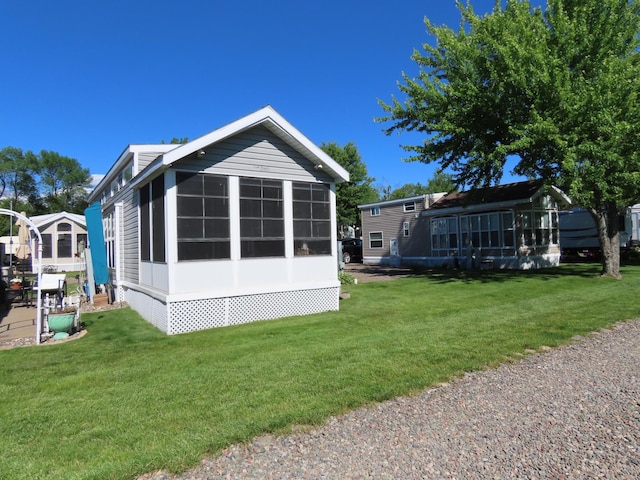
[1,264,639,479]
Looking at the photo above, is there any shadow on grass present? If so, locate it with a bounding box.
[410,263,605,284]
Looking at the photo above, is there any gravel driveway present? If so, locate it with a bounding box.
[144,319,640,479]
[344,263,415,283]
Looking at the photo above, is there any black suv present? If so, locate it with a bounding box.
[341,238,362,264]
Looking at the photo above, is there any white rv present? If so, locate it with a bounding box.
[559,207,636,258]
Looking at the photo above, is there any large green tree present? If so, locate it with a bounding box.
[320,141,378,235]
[0,147,39,201]
[38,150,92,213]
[378,0,640,278]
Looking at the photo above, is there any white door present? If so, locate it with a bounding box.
[390,238,400,266]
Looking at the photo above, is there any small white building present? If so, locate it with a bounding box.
[31,212,88,272]
[87,106,349,334]
[0,212,87,273]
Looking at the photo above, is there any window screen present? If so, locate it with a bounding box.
[176,172,230,260]
[239,178,284,257]
[293,182,331,255]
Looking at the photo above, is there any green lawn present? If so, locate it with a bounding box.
[1,264,639,479]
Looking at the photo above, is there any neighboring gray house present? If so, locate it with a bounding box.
[358,193,446,266]
[360,180,571,269]
[87,106,349,334]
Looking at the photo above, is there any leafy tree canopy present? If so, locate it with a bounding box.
[0,147,91,228]
[378,0,640,277]
[320,141,378,231]
[388,183,428,200]
[388,170,457,200]
[0,147,38,201]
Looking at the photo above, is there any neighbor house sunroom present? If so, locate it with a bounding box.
[424,180,571,269]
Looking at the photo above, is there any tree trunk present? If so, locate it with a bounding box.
[590,204,622,279]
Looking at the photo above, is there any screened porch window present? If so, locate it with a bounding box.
[176,172,230,260]
[57,223,72,258]
[293,182,331,256]
[240,178,284,258]
[77,234,87,256]
[41,234,52,258]
[140,184,150,261]
[459,212,516,251]
[431,217,458,256]
[139,175,166,262]
[522,211,558,247]
[152,175,165,262]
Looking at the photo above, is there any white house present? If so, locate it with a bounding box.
[87,106,349,334]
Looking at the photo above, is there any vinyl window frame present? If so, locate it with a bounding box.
[369,231,383,248]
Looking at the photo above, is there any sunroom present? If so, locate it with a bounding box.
[424,180,571,269]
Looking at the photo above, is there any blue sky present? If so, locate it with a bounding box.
[0,0,523,191]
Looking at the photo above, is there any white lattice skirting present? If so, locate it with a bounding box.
[127,286,340,335]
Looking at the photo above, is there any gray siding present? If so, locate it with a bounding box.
[121,188,139,284]
[178,126,333,183]
[361,198,429,258]
[92,151,161,207]
[137,152,162,173]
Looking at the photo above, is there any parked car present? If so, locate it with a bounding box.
[341,238,362,264]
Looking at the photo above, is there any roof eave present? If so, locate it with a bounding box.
[424,184,571,216]
[358,193,447,210]
[131,106,349,189]
[422,198,527,217]
[88,144,177,202]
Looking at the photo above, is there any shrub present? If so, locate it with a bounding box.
[338,271,355,285]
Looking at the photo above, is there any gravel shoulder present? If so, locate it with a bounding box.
[144,319,640,479]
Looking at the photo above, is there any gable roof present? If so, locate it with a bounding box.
[30,211,86,228]
[425,180,571,215]
[129,105,349,189]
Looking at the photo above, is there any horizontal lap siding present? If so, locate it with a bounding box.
[137,152,162,172]
[362,199,428,257]
[401,212,430,257]
[179,126,331,182]
[121,188,139,284]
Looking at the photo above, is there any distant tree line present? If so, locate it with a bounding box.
[0,146,92,235]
